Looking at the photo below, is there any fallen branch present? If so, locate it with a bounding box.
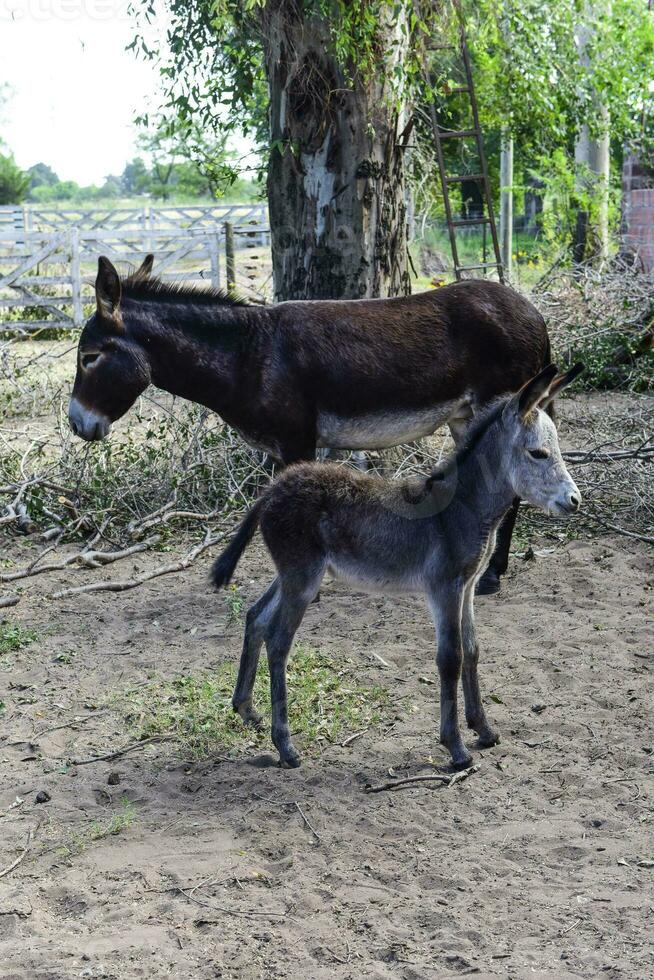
[365,765,479,793]
[0,594,20,609]
[35,710,108,738]
[67,735,162,766]
[49,532,223,599]
[174,885,292,920]
[294,801,321,843]
[0,535,160,582]
[592,519,654,545]
[0,827,33,880]
[76,536,161,568]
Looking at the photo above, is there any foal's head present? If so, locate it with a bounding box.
[502,363,583,516]
[69,255,155,441]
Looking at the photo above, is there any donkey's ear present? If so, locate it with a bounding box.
[133,253,154,281]
[505,364,558,420]
[95,256,122,326]
[539,362,585,410]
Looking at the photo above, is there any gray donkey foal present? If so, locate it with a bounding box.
[212,364,583,770]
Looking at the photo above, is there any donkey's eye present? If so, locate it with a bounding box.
[528,448,549,460]
[81,353,100,369]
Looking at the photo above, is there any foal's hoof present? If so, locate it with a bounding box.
[234,703,263,729]
[476,570,501,596]
[477,728,501,748]
[451,752,474,771]
[278,745,301,769]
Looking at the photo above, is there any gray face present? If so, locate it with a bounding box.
[507,406,581,516]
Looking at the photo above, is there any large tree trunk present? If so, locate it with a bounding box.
[262,1,411,301]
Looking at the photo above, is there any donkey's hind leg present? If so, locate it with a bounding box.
[232,579,279,728]
[266,564,325,768]
[461,585,500,747]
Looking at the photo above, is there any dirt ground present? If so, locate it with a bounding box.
[1,515,652,979]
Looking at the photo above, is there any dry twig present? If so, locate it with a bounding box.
[365,765,479,793]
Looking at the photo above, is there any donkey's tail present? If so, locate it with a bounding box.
[211,499,264,589]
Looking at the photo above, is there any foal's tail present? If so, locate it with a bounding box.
[211,499,264,589]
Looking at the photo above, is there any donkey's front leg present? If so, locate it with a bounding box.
[428,584,473,770]
[461,585,500,748]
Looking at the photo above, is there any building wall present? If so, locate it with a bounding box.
[621,152,654,271]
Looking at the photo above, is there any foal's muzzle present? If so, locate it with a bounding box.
[553,490,582,515]
[68,398,112,442]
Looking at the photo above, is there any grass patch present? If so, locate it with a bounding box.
[121,645,389,759]
[87,800,136,841]
[57,800,137,859]
[0,622,39,655]
[225,583,245,623]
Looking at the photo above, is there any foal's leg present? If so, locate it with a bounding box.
[461,584,500,747]
[266,565,325,768]
[232,579,279,727]
[428,584,473,770]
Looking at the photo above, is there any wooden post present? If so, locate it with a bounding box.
[208,235,221,289]
[224,221,235,292]
[147,206,155,254]
[499,133,513,280]
[70,226,83,328]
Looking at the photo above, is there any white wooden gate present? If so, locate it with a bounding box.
[0,204,270,332]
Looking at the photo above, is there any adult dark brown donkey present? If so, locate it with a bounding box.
[69,256,552,592]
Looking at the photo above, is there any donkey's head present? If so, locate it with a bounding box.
[502,363,583,516]
[68,255,154,441]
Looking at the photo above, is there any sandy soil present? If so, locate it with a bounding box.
[0,523,652,980]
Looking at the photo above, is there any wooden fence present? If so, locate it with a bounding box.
[0,204,270,332]
[1,203,268,235]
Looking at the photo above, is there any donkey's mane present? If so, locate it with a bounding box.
[120,274,249,308]
[427,398,506,488]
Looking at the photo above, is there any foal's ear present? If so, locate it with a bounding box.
[505,364,558,420]
[95,256,123,327]
[133,253,154,281]
[539,362,585,410]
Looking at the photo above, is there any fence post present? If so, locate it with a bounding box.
[148,206,155,254]
[224,221,235,292]
[70,226,83,328]
[208,235,221,289]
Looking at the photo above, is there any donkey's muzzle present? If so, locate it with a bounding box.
[68,398,112,442]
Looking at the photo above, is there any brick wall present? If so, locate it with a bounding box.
[621,152,654,270]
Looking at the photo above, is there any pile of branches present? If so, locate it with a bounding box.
[0,341,273,605]
[532,255,654,392]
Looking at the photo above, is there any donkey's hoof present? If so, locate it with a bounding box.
[278,746,301,769]
[477,728,501,748]
[476,570,501,596]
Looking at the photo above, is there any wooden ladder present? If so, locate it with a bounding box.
[423,6,504,284]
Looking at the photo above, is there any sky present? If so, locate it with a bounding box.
[0,0,167,184]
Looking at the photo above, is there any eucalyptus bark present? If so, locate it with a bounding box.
[262,2,411,301]
[499,133,513,279]
[573,6,611,265]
